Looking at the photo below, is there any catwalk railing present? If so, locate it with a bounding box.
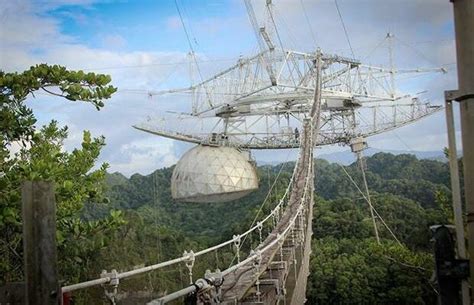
[60,119,315,305]
[60,133,306,292]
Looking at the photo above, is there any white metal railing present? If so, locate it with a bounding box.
[61,140,302,295]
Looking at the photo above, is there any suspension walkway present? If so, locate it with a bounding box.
[218,120,314,305]
[61,110,318,305]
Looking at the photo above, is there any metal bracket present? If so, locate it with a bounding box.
[183,250,196,284]
[189,269,224,304]
[205,268,224,302]
[204,269,224,287]
[445,90,474,102]
[233,235,241,263]
[257,222,263,243]
[100,269,119,305]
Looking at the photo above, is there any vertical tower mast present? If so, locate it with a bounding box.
[387,32,396,99]
[188,51,197,114]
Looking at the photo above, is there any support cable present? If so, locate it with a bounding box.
[80,57,241,71]
[227,146,300,268]
[174,0,213,107]
[334,0,355,59]
[362,37,388,61]
[338,163,402,246]
[333,0,369,95]
[394,36,441,68]
[267,3,299,86]
[357,152,380,244]
[299,0,318,47]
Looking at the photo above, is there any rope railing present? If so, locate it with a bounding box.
[155,184,311,304]
[150,206,304,305]
[150,119,316,304]
[61,138,303,295]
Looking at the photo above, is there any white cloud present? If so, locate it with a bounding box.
[0,0,190,174]
[165,15,182,31]
[0,1,65,49]
[111,137,179,176]
[100,34,127,49]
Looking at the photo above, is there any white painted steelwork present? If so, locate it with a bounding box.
[133,47,445,149]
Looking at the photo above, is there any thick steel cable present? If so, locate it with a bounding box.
[338,163,402,245]
[339,161,439,296]
[358,154,380,244]
[299,0,318,47]
[174,0,213,107]
[333,0,371,96]
[226,144,301,268]
[151,201,306,304]
[334,0,355,59]
[222,97,317,297]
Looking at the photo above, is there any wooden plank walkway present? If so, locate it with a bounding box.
[220,122,314,305]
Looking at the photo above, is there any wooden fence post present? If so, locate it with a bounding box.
[22,181,59,305]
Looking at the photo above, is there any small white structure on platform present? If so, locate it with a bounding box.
[171,145,259,203]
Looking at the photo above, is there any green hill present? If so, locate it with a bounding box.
[74,152,453,304]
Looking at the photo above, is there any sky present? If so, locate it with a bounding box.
[0,0,460,176]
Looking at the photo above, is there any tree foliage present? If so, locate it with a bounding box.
[1,64,116,146]
[0,64,120,283]
[307,238,435,305]
[307,156,453,304]
[99,153,452,304]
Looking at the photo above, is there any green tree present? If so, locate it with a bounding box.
[307,238,435,305]
[1,64,115,146]
[0,64,121,283]
[98,152,450,303]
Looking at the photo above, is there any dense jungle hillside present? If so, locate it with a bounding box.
[75,152,454,305]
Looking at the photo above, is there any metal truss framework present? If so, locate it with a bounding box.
[134,48,444,149]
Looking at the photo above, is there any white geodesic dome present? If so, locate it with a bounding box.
[171,145,259,203]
